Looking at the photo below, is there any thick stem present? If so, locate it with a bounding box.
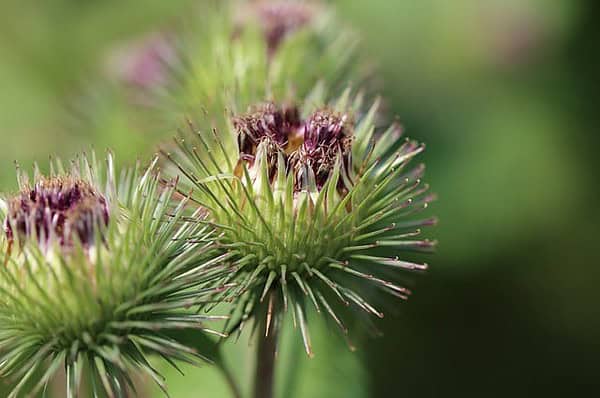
[253,293,279,398]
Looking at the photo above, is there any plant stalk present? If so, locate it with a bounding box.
[253,293,279,398]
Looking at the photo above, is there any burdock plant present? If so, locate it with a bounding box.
[1,1,438,397]
[0,153,229,397]
[166,88,436,397]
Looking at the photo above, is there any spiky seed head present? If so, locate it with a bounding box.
[169,90,437,356]
[0,152,227,397]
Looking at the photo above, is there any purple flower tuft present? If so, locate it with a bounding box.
[297,109,353,189]
[232,102,303,177]
[4,177,109,249]
[234,1,315,55]
[232,103,353,193]
[256,1,314,53]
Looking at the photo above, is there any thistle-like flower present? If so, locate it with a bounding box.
[164,1,360,129]
[0,152,228,397]
[166,90,436,355]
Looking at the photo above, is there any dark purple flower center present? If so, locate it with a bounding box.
[232,104,353,193]
[233,103,303,174]
[295,110,353,190]
[4,177,109,248]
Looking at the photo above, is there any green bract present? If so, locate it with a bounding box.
[0,153,228,397]
[167,89,436,355]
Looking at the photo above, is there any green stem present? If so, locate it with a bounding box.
[253,293,279,398]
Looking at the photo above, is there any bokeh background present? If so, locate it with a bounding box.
[1,0,598,396]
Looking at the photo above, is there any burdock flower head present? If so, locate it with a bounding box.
[168,90,437,355]
[0,152,228,397]
[168,1,358,131]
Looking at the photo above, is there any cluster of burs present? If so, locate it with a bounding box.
[0,1,436,397]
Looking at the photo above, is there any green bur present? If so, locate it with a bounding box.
[0,152,229,397]
[167,88,436,357]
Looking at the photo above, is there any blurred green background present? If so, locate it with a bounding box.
[1,0,598,396]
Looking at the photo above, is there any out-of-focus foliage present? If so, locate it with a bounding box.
[1,0,598,397]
